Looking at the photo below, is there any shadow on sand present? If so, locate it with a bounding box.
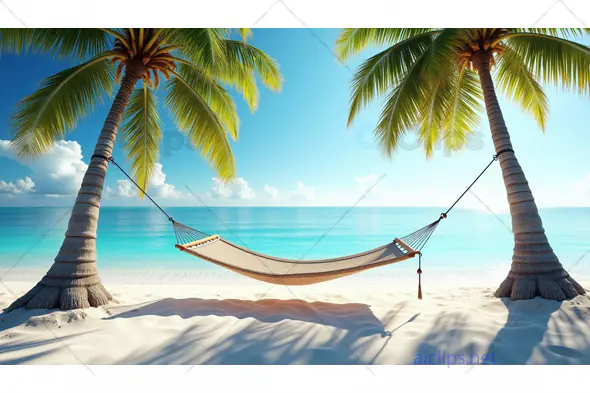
[105,297,419,365]
[486,298,589,364]
[106,297,389,337]
[413,296,590,366]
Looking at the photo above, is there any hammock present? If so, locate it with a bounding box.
[101,148,511,298]
[172,221,438,286]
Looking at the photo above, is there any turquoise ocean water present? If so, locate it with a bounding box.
[0,207,589,275]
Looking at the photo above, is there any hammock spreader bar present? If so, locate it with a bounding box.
[95,148,513,298]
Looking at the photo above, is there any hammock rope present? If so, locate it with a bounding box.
[94,148,512,298]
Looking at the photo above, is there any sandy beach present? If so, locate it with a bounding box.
[1,269,589,365]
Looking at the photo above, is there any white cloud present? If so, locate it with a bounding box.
[150,163,183,199]
[264,184,278,200]
[114,179,137,198]
[109,163,183,199]
[0,139,86,195]
[0,177,35,195]
[290,181,316,201]
[210,177,255,199]
[0,139,184,203]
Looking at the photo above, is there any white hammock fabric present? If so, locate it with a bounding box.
[175,234,419,285]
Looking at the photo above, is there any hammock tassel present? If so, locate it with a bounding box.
[417,253,423,300]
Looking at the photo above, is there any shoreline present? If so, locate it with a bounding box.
[3,263,590,284]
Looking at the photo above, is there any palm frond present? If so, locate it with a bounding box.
[236,28,252,42]
[1,28,111,59]
[168,28,227,68]
[347,32,435,126]
[375,84,412,157]
[414,30,479,157]
[442,67,483,151]
[0,29,36,54]
[335,28,438,61]
[10,54,116,156]
[418,29,481,158]
[420,28,471,80]
[121,85,162,196]
[504,33,590,95]
[165,72,236,181]
[510,28,589,39]
[220,40,282,91]
[417,77,451,157]
[210,39,282,111]
[494,45,549,131]
[369,30,466,158]
[212,60,259,112]
[176,63,239,139]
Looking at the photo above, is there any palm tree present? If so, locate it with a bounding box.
[335,28,589,301]
[3,28,282,311]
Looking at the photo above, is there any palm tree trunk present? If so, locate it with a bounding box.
[472,51,585,301]
[5,64,145,311]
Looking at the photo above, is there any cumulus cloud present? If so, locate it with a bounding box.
[264,184,278,200]
[210,177,255,199]
[290,181,316,201]
[0,177,35,195]
[112,180,137,198]
[109,163,184,199]
[150,163,183,198]
[0,139,87,195]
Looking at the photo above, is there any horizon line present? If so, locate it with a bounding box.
[1,204,588,209]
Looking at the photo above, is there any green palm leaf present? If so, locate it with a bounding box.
[11,53,116,156]
[505,33,590,95]
[340,28,590,160]
[416,77,451,157]
[220,40,282,91]
[176,64,239,139]
[347,32,435,126]
[0,28,110,59]
[511,28,589,39]
[236,28,252,42]
[165,71,235,181]
[442,67,482,151]
[169,28,226,68]
[33,29,111,59]
[209,39,282,112]
[372,30,466,157]
[335,28,438,61]
[494,46,549,131]
[121,85,163,195]
[0,29,36,54]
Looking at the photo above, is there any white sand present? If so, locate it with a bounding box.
[1,269,589,365]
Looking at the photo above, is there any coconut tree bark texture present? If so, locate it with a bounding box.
[5,65,144,311]
[472,51,585,301]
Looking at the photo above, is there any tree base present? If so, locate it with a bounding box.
[495,268,586,301]
[3,278,116,312]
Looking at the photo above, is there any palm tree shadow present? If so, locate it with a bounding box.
[105,297,388,337]
[486,297,590,365]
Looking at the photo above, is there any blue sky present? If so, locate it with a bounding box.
[0,29,589,211]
